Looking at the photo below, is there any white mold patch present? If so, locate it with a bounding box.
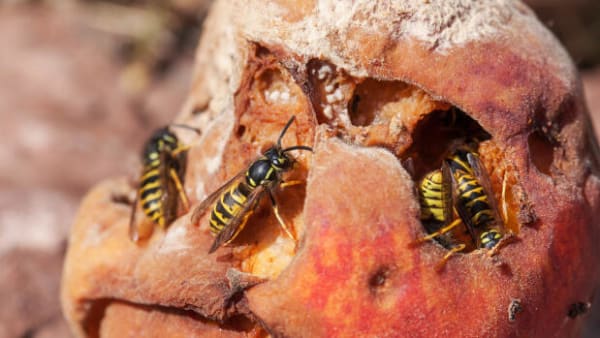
[237,0,575,86]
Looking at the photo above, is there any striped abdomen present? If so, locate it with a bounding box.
[419,170,445,222]
[139,158,166,227]
[454,172,495,229]
[138,127,180,228]
[209,181,254,235]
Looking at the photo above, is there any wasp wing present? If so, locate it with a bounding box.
[440,162,454,226]
[446,160,477,245]
[466,152,503,226]
[191,168,248,226]
[129,163,162,242]
[160,150,180,227]
[208,186,264,254]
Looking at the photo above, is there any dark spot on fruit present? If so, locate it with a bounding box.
[191,102,209,115]
[369,266,390,293]
[236,124,246,138]
[508,298,523,322]
[567,301,591,318]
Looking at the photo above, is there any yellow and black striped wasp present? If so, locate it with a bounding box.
[191,115,312,253]
[129,124,201,242]
[415,143,505,268]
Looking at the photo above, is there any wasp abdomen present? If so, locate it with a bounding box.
[480,229,502,249]
[139,159,166,226]
[209,182,252,234]
[455,173,495,229]
[130,125,200,242]
[419,171,445,223]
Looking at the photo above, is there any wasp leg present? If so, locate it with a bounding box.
[501,171,509,224]
[267,189,296,240]
[280,180,303,189]
[435,243,466,271]
[412,218,462,245]
[487,233,518,257]
[168,168,190,212]
[171,144,191,157]
[129,191,140,242]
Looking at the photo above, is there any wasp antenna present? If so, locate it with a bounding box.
[282,145,313,153]
[170,124,202,135]
[277,115,297,147]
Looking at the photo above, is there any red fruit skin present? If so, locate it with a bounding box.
[246,137,600,338]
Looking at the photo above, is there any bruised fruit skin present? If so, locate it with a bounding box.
[62,0,600,337]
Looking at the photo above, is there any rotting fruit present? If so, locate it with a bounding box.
[61,1,600,337]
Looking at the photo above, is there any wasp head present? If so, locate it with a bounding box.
[264,147,295,171]
[142,127,179,162]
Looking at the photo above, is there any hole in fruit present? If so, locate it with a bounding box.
[567,301,591,319]
[81,299,110,338]
[368,266,390,293]
[527,129,555,176]
[259,69,293,105]
[404,108,491,181]
[83,299,261,336]
[349,95,373,126]
[349,79,413,127]
[349,94,360,116]
[221,314,261,333]
[404,109,511,254]
[236,124,246,138]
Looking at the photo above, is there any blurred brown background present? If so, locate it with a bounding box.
[0,1,598,337]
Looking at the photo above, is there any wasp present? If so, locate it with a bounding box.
[129,124,201,242]
[191,115,312,253]
[415,144,505,267]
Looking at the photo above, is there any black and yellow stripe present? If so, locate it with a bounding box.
[448,148,503,249]
[480,229,502,249]
[447,149,472,173]
[419,170,445,222]
[191,115,313,253]
[415,146,504,261]
[454,172,495,229]
[139,163,165,226]
[130,124,200,243]
[207,151,281,236]
[209,182,252,234]
[138,128,179,228]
